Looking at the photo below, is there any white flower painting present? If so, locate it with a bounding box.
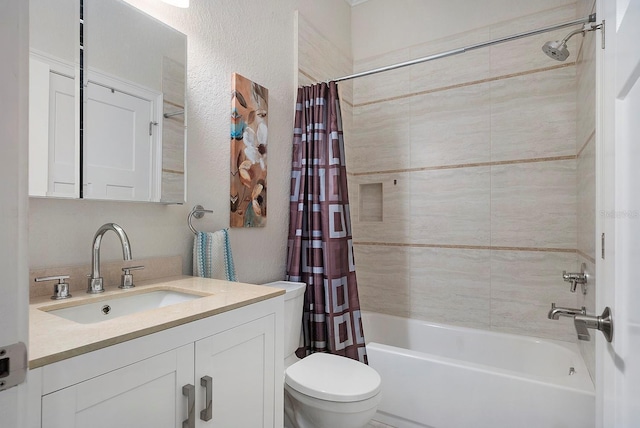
[230,73,268,228]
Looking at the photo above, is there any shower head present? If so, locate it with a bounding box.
[542,27,586,61]
[542,40,570,61]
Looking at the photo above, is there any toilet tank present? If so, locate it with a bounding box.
[262,281,306,361]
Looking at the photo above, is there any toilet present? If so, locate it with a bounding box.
[263,281,382,428]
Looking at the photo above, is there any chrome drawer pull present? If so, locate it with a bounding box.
[200,375,213,421]
[182,383,195,428]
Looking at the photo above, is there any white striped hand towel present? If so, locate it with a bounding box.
[193,229,237,281]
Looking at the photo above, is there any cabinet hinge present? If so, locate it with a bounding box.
[601,233,605,259]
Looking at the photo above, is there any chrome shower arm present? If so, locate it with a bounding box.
[561,27,587,43]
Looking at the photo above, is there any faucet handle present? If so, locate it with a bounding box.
[574,307,613,342]
[119,265,144,289]
[35,275,72,300]
[562,263,588,294]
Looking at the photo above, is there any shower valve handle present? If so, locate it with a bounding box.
[562,263,588,293]
[574,307,613,342]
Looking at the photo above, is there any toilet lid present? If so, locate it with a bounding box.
[285,353,381,402]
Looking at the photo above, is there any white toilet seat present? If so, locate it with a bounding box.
[285,353,381,403]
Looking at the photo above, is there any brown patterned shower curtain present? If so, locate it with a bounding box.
[286,82,367,363]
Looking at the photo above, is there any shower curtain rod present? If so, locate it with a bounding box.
[329,13,596,83]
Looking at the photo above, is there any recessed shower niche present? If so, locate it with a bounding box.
[359,182,383,222]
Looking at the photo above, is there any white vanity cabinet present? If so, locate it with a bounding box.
[195,315,276,427]
[29,296,283,428]
[42,344,194,428]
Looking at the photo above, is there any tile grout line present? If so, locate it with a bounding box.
[354,242,578,253]
[577,249,596,265]
[576,129,596,159]
[353,62,576,108]
[348,155,576,177]
[489,66,494,330]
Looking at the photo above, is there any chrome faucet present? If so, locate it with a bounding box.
[562,263,588,293]
[87,223,132,293]
[574,307,613,342]
[547,303,586,320]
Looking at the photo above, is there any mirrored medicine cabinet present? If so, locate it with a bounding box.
[29,0,187,203]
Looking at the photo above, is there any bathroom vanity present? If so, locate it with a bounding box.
[26,276,285,428]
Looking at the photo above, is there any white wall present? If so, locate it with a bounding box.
[29,0,305,284]
[351,0,577,60]
[0,0,30,425]
[30,0,76,63]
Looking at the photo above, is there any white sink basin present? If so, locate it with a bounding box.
[43,290,202,324]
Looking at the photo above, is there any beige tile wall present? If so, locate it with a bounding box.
[411,167,491,246]
[350,172,411,243]
[354,245,411,318]
[488,4,580,77]
[350,99,411,173]
[297,3,595,344]
[161,56,186,203]
[409,84,491,168]
[575,0,597,380]
[490,160,576,249]
[490,250,578,341]
[409,247,492,329]
[350,4,583,342]
[489,66,576,161]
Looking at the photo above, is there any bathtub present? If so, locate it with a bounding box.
[361,312,595,428]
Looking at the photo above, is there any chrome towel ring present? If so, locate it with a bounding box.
[188,205,214,234]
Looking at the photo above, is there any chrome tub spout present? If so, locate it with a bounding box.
[547,303,586,320]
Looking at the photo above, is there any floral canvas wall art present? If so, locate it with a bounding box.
[230,73,268,227]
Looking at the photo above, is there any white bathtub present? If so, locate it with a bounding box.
[361,312,595,428]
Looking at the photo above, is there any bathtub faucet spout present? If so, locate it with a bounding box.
[547,303,586,320]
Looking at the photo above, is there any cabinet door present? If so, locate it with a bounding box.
[42,344,194,428]
[84,82,153,201]
[29,57,77,198]
[195,314,276,427]
[47,72,76,197]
